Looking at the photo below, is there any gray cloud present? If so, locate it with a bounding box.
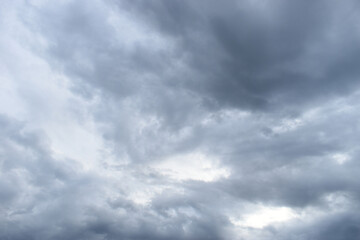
[1,0,360,239]
[0,115,229,239]
[117,0,360,111]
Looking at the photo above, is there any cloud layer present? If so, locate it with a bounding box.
[1,0,360,239]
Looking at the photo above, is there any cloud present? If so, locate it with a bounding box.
[1,0,360,239]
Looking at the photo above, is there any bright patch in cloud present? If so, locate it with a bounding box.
[332,153,350,165]
[154,152,230,182]
[231,206,298,228]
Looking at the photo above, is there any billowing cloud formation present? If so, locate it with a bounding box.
[1,0,360,239]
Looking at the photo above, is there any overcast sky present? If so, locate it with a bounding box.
[1,0,360,239]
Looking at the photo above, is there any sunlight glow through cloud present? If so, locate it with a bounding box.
[154,152,230,182]
[230,206,298,228]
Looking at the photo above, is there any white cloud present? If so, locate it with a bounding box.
[230,206,298,228]
[153,152,230,182]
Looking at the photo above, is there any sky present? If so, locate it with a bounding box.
[1,0,360,239]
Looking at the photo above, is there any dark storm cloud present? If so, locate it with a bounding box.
[194,96,360,207]
[277,211,360,240]
[2,0,360,239]
[26,0,360,132]
[118,0,360,111]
